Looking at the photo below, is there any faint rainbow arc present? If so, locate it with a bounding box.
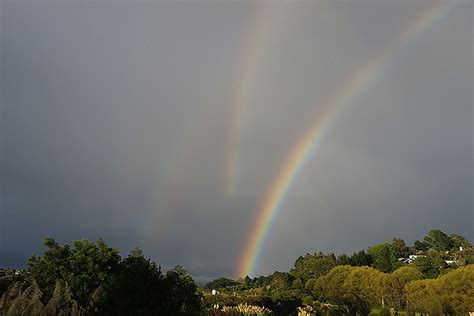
[225,4,271,197]
[235,1,457,278]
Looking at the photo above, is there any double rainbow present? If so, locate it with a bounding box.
[235,1,457,278]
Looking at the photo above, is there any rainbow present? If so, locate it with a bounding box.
[235,1,457,278]
[225,4,273,197]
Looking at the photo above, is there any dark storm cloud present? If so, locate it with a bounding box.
[1,1,472,278]
[0,1,253,270]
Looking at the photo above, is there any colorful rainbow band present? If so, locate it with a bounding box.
[235,1,457,278]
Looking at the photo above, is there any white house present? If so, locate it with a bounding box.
[398,254,426,264]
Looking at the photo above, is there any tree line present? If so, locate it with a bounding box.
[0,229,472,315]
[203,229,473,315]
[1,238,201,315]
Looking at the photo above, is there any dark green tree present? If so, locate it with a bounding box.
[244,275,252,285]
[412,256,442,278]
[391,238,410,258]
[336,254,351,265]
[413,240,428,252]
[268,271,292,290]
[423,229,453,251]
[449,234,472,250]
[290,252,337,285]
[162,265,202,315]
[349,250,373,266]
[99,248,167,315]
[368,243,398,273]
[28,238,120,308]
[204,277,239,289]
[455,246,474,265]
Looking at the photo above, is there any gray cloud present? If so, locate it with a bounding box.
[1,1,472,278]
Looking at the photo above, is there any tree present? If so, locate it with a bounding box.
[336,254,351,265]
[368,243,398,273]
[436,264,474,314]
[449,233,472,249]
[412,256,442,279]
[423,229,452,251]
[343,266,383,313]
[23,239,203,315]
[391,238,410,258]
[412,240,428,252]
[162,265,202,315]
[28,238,72,301]
[268,271,292,290]
[312,266,353,309]
[392,266,423,286]
[28,238,120,309]
[204,277,239,289]
[455,246,474,265]
[313,266,383,315]
[404,265,474,314]
[290,252,337,285]
[244,275,252,287]
[405,279,443,314]
[349,250,373,266]
[386,267,423,309]
[99,248,167,315]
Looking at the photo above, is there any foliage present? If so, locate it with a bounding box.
[202,289,299,316]
[423,229,453,251]
[411,256,443,279]
[2,238,202,315]
[28,238,120,308]
[204,230,472,315]
[455,246,474,265]
[43,281,80,316]
[336,254,351,265]
[290,253,337,285]
[391,238,410,258]
[311,265,379,314]
[367,243,399,273]
[205,278,240,289]
[435,264,474,314]
[412,240,428,252]
[449,233,472,249]
[392,266,423,286]
[208,303,272,315]
[298,301,348,315]
[162,265,203,315]
[405,279,443,314]
[1,229,472,315]
[349,250,373,267]
[3,280,44,316]
[1,279,82,316]
[99,248,168,314]
[379,267,423,310]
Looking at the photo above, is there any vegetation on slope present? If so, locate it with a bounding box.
[0,229,472,315]
[203,229,473,315]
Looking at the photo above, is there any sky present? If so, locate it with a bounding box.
[0,0,472,281]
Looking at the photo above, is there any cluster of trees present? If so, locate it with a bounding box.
[1,238,201,315]
[1,229,472,315]
[204,230,473,315]
[203,278,240,290]
[311,265,474,314]
[405,265,474,314]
